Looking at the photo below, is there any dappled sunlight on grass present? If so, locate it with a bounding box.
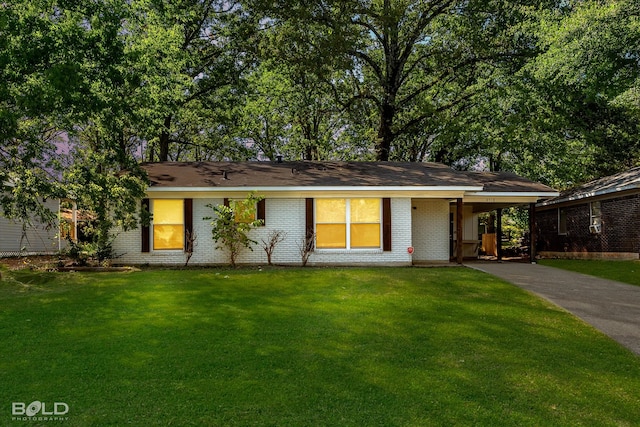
[1,267,639,425]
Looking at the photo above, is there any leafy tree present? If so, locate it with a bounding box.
[133,0,260,162]
[205,193,264,267]
[254,0,552,161]
[524,0,640,181]
[0,0,91,225]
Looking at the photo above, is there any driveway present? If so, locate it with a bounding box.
[466,261,640,356]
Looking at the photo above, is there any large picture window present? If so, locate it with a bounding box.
[153,199,184,250]
[315,199,381,249]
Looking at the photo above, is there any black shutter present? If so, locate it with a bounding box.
[257,199,266,226]
[382,198,391,251]
[184,199,193,252]
[141,198,150,253]
[305,198,314,240]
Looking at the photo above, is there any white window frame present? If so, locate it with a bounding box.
[314,198,383,251]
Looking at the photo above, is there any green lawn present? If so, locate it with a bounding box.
[1,267,639,426]
[539,258,640,287]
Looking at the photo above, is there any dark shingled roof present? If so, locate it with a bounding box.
[538,166,640,206]
[141,161,556,193]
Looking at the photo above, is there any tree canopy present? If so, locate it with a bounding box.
[2,0,639,236]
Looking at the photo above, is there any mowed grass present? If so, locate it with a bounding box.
[539,259,640,287]
[1,267,640,426]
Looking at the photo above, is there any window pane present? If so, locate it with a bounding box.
[316,199,346,223]
[558,209,567,235]
[590,201,602,225]
[316,224,346,248]
[154,200,184,224]
[351,223,381,248]
[350,199,380,223]
[233,202,256,223]
[154,225,184,250]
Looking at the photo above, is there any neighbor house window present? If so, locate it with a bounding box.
[590,201,602,233]
[558,208,567,235]
[590,201,602,226]
[315,199,381,249]
[153,199,184,250]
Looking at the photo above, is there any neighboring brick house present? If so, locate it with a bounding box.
[536,166,640,260]
[112,161,557,266]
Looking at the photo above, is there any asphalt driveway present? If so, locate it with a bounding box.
[467,261,640,356]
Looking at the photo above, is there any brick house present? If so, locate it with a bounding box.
[536,166,640,260]
[112,161,556,266]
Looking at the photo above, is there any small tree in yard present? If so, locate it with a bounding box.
[298,232,315,267]
[261,230,287,265]
[205,193,264,267]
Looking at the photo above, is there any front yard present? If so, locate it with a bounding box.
[1,267,639,426]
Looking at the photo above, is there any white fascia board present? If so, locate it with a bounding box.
[466,191,559,198]
[146,185,483,193]
[145,186,484,199]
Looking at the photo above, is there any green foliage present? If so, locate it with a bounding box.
[63,145,147,262]
[519,0,640,184]
[204,193,264,266]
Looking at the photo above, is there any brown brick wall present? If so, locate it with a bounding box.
[536,193,640,254]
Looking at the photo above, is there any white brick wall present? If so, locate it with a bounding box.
[411,199,450,262]
[113,196,448,266]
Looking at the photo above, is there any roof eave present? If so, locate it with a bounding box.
[537,185,640,207]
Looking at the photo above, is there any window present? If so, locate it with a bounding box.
[350,199,381,248]
[315,199,381,249]
[590,201,602,226]
[316,199,347,248]
[153,199,184,250]
[590,201,602,234]
[558,208,567,235]
[225,198,265,225]
[233,202,256,223]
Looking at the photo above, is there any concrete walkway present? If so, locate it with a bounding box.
[466,261,640,356]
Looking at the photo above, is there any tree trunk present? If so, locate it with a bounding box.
[159,115,172,162]
[376,103,395,161]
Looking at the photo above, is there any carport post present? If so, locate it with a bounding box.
[496,208,503,261]
[456,198,463,264]
[529,203,537,263]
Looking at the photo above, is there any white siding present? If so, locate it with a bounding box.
[0,199,61,254]
[411,199,450,262]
